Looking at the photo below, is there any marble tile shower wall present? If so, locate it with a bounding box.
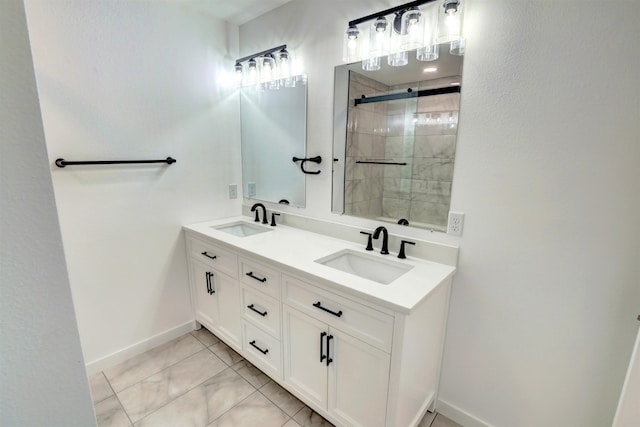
[383,81,459,229]
[345,72,459,228]
[345,72,388,218]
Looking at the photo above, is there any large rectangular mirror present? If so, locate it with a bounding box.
[241,75,308,207]
[332,45,464,231]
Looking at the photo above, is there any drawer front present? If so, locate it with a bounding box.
[241,286,281,339]
[189,237,238,278]
[242,320,283,380]
[283,275,394,353]
[239,257,281,299]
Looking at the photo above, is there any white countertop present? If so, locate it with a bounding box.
[183,216,456,314]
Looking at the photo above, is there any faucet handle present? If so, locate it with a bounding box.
[359,231,374,251]
[398,240,415,259]
[270,213,280,227]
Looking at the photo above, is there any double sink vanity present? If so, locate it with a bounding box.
[183,211,457,427]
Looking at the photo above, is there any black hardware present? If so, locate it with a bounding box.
[55,157,176,168]
[373,226,389,255]
[320,331,327,363]
[313,301,343,318]
[356,161,407,166]
[398,240,416,259]
[246,272,267,283]
[247,304,268,317]
[250,203,268,224]
[292,156,322,175]
[236,44,287,65]
[354,86,461,107]
[348,0,438,27]
[249,340,269,355]
[270,213,280,227]
[278,199,290,205]
[205,272,215,295]
[201,251,217,260]
[398,218,410,226]
[326,334,334,366]
[360,231,374,251]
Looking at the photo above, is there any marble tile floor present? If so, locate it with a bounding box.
[89,328,462,427]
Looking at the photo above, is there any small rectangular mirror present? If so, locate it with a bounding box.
[241,75,308,207]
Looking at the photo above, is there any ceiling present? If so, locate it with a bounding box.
[168,0,294,26]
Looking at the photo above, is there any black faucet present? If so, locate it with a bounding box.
[250,203,268,224]
[270,212,280,227]
[372,226,389,255]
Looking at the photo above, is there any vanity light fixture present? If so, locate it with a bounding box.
[343,0,465,71]
[234,44,296,88]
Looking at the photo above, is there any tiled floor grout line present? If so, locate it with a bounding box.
[102,370,135,426]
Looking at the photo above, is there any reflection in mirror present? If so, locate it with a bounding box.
[332,45,463,231]
[241,75,307,207]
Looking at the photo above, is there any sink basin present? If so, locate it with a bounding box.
[315,249,413,285]
[213,221,272,237]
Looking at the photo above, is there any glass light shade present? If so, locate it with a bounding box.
[261,54,276,83]
[368,17,391,57]
[388,51,408,67]
[343,26,361,62]
[362,56,381,71]
[437,0,464,43]
[400,8,424,50]
[417,43,439,61]
[245,59,258,86]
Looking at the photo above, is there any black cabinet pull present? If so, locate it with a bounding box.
[201,251,217,260]
[313,301,343,318]
[326,334,334,366]
[205,272,215,294]
[247,304,267,317]
[320,331,327,363]
[246,272,267,283]
[249,340,269,355]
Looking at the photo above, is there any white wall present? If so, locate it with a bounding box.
[0,1,96,424]
[24,0,242,367]
[240,1,640,426]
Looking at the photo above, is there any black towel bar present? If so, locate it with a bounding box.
[55,157,176,168]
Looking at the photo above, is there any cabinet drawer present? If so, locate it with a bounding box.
[283,275,394,353]
[242,320,283,380]
[239,257,281,299]
[189,237,238,278]
[241,286,281,339]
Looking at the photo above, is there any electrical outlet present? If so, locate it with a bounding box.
[447,212,465,236]
[248,182,256,198]
[228,184,237,199]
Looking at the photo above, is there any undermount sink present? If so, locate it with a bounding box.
[315,249,413,285]
[213,221,272,237]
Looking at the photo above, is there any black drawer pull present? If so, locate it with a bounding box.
[326,334,334,366]
[247,304,267,317]
[201,251,217,260]
[246,272,267,283]
[249,340,269,355]
[205,272,215,294]
[320,331,327,363]
[313,301,343,317]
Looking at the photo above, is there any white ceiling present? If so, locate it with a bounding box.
[168,0,294,26]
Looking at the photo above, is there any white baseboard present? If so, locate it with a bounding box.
[85,321,196,375]
[436,398,492,427]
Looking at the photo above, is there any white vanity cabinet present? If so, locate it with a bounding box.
[283,276,393,427]
[184,220,455,427]
[186,237,242,349]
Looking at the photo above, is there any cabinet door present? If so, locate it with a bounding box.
[190,259,218,327]
[328,328,390,427]
[212,271,242,348]
[283,306,328,410]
